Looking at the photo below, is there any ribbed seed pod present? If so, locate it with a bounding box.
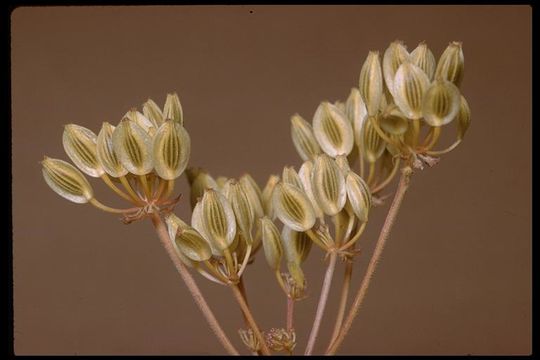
[359,51,384,116]
[143,99,165,128]
[422,79,461,127]
[383,41,410,97]
[165,214,196,267]
[312,154,347,216]
[346,88,368,129]
[42,157,94,203]
[240,174,264,219]
[260,217,283,270]
[190,171,218,209]
[410,42,436,80]
[125,109,155,135]
[163,93,184,125]
[281,226,312,264]
[192,200,222,256]
[379,104,409,135]
[62,124,104,177]
[152,120,191,180]
[216,176,229,190]
[223,180,255,244]
[334,155,351,175]
[298,161,324,219]
[272,182,316,232]
[345,171,372,223]
[262,174,280,218]
[166,213,212,262]
[112,118,154,175]
[282,166,303,190]
[199,189,237,251]
[287,260,306,291]
[456,95,471,140]
[334,100,346,113]
[312,102,354,158]
[435,42,464,87]
[290,114,321,161]
[393,62,431,119]
[361,116,386,163]
[96,122,128,177]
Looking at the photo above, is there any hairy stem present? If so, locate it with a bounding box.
[328,258,353,347]
[287,296,295,332]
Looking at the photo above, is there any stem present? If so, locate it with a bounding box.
[412,119,421,147]
[89,198,137,214]
[358,146,365,178]
[339,222,367,251]
[427,139,461,156]
[164,179,175,199]
[150,214,239,355]
[328,257,353,347]
[304,251,338,355]
[286,297,295,332]
[366,161,376,186]
[326,166,413,355]
[119,176,143,204]
[423,126,441,151]
[231,285,271,355]
[371,158,400,194]
[139,175,151,200]
[100,174,134,203]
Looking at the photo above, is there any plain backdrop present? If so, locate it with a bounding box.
[12,5,531,355]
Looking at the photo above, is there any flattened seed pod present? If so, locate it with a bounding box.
[272,182,316,232]
[260,217,283,270]
[96,122,128,177]
[190,171,218,209]
[382,41,410,97]
[200,189,237,251]
[63,124,104,177]
[361,116,386,163]
[282,166,303,190]
[422,79,461,127]
[42,157,94,203]
[312,154,347,216]
[192,200,222,256]
[152,120,191,180]
[262,174,280,218]
[410,42,436,80]
[166,213,212,262]
[165,214,196,267]
[334,154,351,175]
[291,114,321,161]
[359,51,384,116]
[298,161,324,219]
[434,41,464,87]
[163,93,184,125]
[392,62,431,120]
[125,109,155,135]
[224,180,255,244]
[143,98,165,128]
[346,88,368,131]
[312,102,354,158]
[456,95,471,140]
[281,226,312,264]
[379,104,409,135]
[345,171,372,223]
[240,174,264,219]
[112,118,154,175]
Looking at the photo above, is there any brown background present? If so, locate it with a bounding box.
[12,5,531,355]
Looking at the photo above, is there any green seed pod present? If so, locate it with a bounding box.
[96,122,128,178]
[260,217,283,270]
[361,116,386,163]
[163,92,184,125]
[282,166,303,190]
[422,79,461,127]
[165,214,196,267]
[359,51,384,116]
[112,118,154,175]
[62,124,104,177]
[393,62,431,120]
[345,171,372,223]
[223,179,255,244]
[152,120,191,180]
[281,226,312,264]
[192,199,222,256]
[291,114,321,161]
[286,260,306,292]
[435,41,464,87]
[239,174,264,219]
[312,154,347,216]
[262,174,280,218]
[410,41,436,80]
[42,157,94,203]
[456,95,471,140]
[142,98,165,128]
[166,213,212,262]
[272,182,316,232]
[199,189,237,251]
[379,104,409,135]
[382,40,410,97]
[124,109,155,135]
[298,160,324,219]
[313,102,354,158]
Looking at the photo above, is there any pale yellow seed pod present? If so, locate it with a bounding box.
[298,161,324,219]
[311,154,347,216]
[272,182,316,232]
[223,179,255,244]
[410,42,436,80]
[312,102,354,158]
[382,40,410,97]
[345,171,372,223]
[361,116,386,163]
[166,213,212,262]
[262,174,280,218]
[334,154,351,175]
[62,124,104,177]
[260,217,283,270]
[282,166,303,190]
[379,104,409,135]
[456,95,471,140]
[359,51,384,116]
[346,88,368,134]
[112,118,154,175]
[291,114,322,161]
[287,260,306,291]
[42,157,94,204]
[216,176,229,190]
[165,214,196,267]
[240,174,264,219]
[192,199,222,256]
[334,100,346,113]
[190,171,218,209]
[423,79,462,127]
[152,120,191,180]
[143,98,165,128]
[393,62,431,119]
[435,41,464,87]
[200,189,237,251]
[125,109,155,135]
[96,122,128,178]
[281,226,312,264]
[163,92,184,125]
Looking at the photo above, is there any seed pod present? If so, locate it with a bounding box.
[112,118,154,175]
[282,166,303,190]
[125,109,155,135]
[96,122,128,178]
[163,92,183,125]
[361,116,386,163]
[260,217,283,270]
[312,102,354,158]
[311,154,347,216]
[272,182,316,232]
[456,95,471,140]
[345,171,372,222]
[422,79,461,127]
[165,214,197,267]
[379,104,409,135]
[334,154,351,175]
[190,171,218,209]
[290,114,321,161]
[152,120,191,180]
[286,260,306,292]
[143,98,165,128]
[262,174,280,218]
[334,100,346,113]
[216,176,229,190]
[383,41,410,97]
[298,161,324,219]
[223,180,255,244]
[359,51,384,116]
[192,199,222,256]
[42,157,93,203]
[240,174,264,219]
[393,62,431,120]
[410,42,436,80]
[62,124,104,177]
[199,189,237,251]
[166,213,212,262]
[346,88,368,135]
[281,226,312,264]
[435,41,464,87]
